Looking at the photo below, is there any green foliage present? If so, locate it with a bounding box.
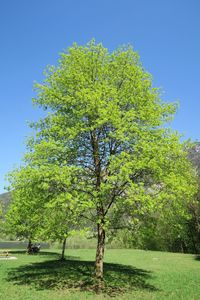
[6,165,81,244]
[28,41,195,221]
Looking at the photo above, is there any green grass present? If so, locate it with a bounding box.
[0,248,200,299]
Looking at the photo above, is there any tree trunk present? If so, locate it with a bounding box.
[191,234,198,254]
[91,130,105,284]
[27,239,32,254]
[95,223,105,281]
[61,238,67,260]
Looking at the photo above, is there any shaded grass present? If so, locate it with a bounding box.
[7,258,155,296]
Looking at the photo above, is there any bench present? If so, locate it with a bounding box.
[0,250,10,258]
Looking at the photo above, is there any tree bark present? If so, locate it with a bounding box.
[61,237,67,260]
[91,130,106,284]
[95,222,105,281]
[27,239,32,254]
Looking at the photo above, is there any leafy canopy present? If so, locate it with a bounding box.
[7,40,196,241]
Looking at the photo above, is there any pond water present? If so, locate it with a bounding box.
[0,241,49,249]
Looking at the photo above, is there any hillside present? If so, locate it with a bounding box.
[0,192,12,214]
[188,142,200,172]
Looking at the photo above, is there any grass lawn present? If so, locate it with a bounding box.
[0,248,200,299]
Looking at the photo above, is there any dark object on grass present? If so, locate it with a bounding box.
[27,243,41,254]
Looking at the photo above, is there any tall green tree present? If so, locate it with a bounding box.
[8,41,196,283]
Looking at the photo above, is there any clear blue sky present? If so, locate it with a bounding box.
[0,0,200,193]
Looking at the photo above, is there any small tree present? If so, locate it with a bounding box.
[7,164,82,256]
[6,167,47,251]
[9,41,196,284]
[39,202,79,260]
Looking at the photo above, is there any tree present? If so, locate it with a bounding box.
[6,167,46,251]
[8,40,196,284]
[0,203,3,237]
[6,165,80,257]
[184,143,200,252]
[39,200,79,260]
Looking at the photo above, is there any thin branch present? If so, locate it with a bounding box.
[79,214,96,223]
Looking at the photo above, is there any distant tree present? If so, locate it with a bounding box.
[0,203,3,237]
[8,41,196,286]
[0,193,12,240]
[185,145,200,253]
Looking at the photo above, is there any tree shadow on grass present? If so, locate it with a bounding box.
[6,258,157,296]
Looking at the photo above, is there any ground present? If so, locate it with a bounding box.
[0,248,200,299]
